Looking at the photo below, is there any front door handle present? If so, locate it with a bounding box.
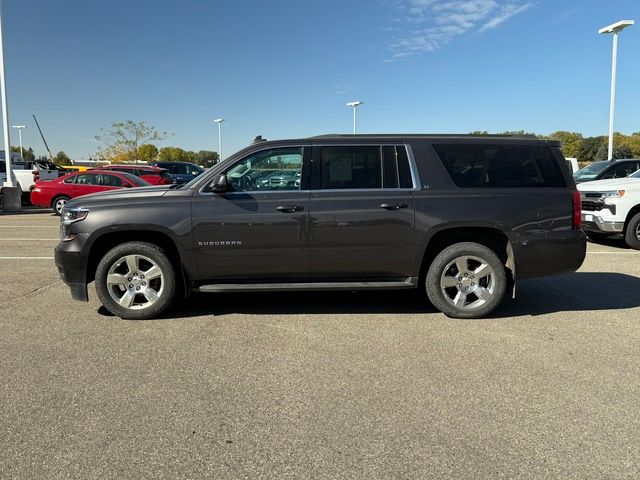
[380,203,408,210]
[276,205,304,213]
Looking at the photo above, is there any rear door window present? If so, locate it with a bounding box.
[321,146,381,189]
[432,144,566,188]
[176,164,190,175]
[99,174,126,187]
[75,173,100,185]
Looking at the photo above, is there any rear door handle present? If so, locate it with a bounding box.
[276,205,304,213]
[380,203,408,210]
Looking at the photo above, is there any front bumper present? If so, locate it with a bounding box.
[581,212,624,234]
[54,243,89,302]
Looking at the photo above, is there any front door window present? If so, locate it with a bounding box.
[224,148,303,192]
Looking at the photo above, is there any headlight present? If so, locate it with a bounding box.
[602,190,625,198]
[62,207,89,224]
[60,207,89,241]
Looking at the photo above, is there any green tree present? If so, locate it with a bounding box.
[95,121,170,163]
[498,130,540,137]
[54,151,72,166]
[614,132,640,158]
[191,150,219,167]
[548,131,583,158]
[11,146,35,163]
[158,146,188,162]
[137,144,159,163]
[594,144,632,161]
[578,136,606,162]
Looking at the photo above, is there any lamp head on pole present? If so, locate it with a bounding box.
[346,101,363,108]
[599,19,634,34]
[214,118,224,124]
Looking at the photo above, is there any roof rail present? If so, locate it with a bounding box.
[309,133,541,139]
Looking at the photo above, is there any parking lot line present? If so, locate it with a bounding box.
[588,251,637,254]
[0,238,58,241]
[0,257,54,260]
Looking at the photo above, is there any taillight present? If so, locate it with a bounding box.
[572,190,581,230]
[32,170,39,182]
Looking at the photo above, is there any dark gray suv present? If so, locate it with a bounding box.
[54,134,586,320]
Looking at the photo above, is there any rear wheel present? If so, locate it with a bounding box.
[624,212,640,250]
[95,242,176,320]
[425,242,506,319]
[52,195,70,215]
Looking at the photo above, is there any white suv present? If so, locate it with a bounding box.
[578,169,640,249]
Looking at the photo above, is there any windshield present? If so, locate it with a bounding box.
[574,161,609,181]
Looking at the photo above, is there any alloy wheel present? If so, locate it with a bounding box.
[106,254,164,310]
[440,255,496,311]
[54,198,68,214]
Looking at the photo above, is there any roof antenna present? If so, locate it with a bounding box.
[252,135,267,144]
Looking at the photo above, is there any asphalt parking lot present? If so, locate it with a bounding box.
[1,210,639,479]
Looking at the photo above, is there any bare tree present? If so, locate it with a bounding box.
[95,121,170,163]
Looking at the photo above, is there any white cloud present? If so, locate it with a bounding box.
[478,3,532,32]
[385,0,533,60]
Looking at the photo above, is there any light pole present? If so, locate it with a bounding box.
[0,0,12,187]
[214,118,224,162]
[12,125,25,160]
[599,19,634,160]
[346,101,363,134]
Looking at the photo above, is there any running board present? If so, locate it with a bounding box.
[197,277,418,293]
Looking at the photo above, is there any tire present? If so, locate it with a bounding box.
[425,242,507,319]
[624,212,640,250]
[95,242,176,320]
[51,195,70,215]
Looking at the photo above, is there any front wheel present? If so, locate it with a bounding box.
[425,242,507,319]
[95,242,176,320]
[624,212,640,250]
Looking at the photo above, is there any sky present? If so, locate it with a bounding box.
[3,0,639,160]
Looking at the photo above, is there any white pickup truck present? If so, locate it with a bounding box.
[578,169,640,249]
[0,151,60,200]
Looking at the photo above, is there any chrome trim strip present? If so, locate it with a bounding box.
[199,143,422,195]
[198,277,419,293]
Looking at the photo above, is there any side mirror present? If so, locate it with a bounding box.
[211,174,230,193]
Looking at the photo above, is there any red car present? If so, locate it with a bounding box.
[31,170,150,214]
[98,165,174,185]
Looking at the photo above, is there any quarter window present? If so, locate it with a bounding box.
[224,147,303,192]
[432,144,566,188]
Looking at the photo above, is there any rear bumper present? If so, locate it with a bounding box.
[29,190,50,208]
[514,230,587,280]
[54,243,89,302]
